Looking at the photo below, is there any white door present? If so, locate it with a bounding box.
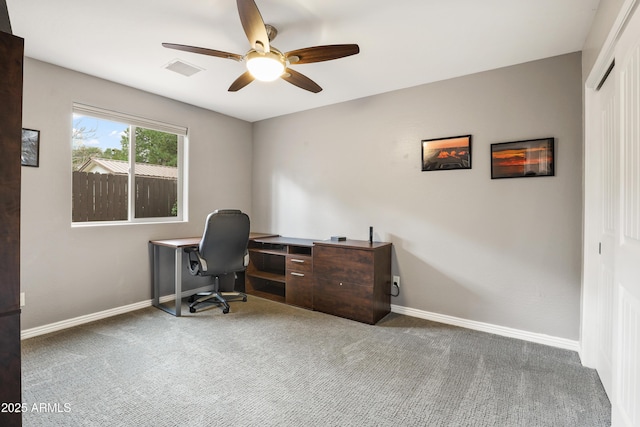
[611,6,640,426]
[593,69,617,399]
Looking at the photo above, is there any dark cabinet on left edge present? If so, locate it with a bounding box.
[0,30,24,427]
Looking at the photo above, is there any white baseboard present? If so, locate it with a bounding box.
[21,298,578,353]
[21,300,153,340]
[20,287,213,340]
[391,304,580,352]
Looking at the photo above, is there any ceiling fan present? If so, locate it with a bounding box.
[162,0,360,93]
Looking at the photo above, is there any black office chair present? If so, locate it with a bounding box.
[184,209,250,314]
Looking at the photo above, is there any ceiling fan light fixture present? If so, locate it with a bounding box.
[163,1,360,93]
[246,50,285,82]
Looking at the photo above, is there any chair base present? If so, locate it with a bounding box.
[188,291,247,314]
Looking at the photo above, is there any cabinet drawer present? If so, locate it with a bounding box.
[286,270,313,309]
[286,255,312,273]
[313,246,373,284]
[313,279,374,324]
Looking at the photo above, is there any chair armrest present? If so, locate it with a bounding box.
[184,247,207,275]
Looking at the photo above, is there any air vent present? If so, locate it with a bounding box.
[164,59,204,77]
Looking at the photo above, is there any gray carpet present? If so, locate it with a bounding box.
[21,297,610,426]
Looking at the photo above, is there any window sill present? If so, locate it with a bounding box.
[71,218,187,228]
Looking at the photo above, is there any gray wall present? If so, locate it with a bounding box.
[21,53,583,341]
[252,53,583,340]
[20,58,252,329]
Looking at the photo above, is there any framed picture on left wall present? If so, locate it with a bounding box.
[421,135,472,171]
[21,128,40,167]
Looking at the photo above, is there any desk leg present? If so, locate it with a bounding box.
[174,247,182,317]
[152,244,160,309]
[151,244,183,317]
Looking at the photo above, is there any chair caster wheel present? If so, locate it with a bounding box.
[242,297,247,302]
[223,307,229,314]
[189,307,196,313]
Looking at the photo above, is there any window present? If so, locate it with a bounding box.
[72,104,187,224]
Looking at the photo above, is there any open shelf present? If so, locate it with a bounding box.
[289,245,312,256]
[246,270,285,283]
[249,247,286,257]
[246,277,285,303]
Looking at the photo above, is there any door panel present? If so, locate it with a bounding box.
[594,69,616,397]
[613,7,640,426]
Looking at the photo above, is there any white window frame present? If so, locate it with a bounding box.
[72,103,188,226]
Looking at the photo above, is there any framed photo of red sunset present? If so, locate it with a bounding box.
[490,137,554,179]
[421,135,472,171]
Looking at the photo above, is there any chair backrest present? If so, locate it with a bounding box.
[198,209,250,276]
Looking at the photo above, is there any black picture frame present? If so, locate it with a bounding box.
[21,128,40,167]
[421,135,472,171]
[490,137,554,179]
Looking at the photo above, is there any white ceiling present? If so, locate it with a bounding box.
[7,0,600,123]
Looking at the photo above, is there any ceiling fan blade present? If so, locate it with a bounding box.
[236,0,270,53]
[162,43,243,61]
[281,68,322,93]
[286,44,360,64]
[228,71,255,92]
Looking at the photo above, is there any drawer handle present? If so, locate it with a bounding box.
[291,272,305,277]
[290,259,305,263]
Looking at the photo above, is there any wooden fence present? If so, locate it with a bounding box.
[72,171,177,222]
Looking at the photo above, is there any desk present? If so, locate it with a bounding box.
[150,232,276,316]
[246,236,392,324]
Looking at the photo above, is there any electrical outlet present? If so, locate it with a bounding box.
[20,292,25,307]
[393,275,400,288]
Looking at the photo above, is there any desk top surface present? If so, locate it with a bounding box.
[150,232,277,248]
[253,236,391,250]
[151,233,391,250]
[314,239,392,250]
[251,236,317,247]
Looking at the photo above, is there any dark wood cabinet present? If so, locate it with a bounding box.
[246,237,315,309]
[0,29,24,427]
[313,241,391,324]
[313,279,375,323]
[246,237,392,324]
